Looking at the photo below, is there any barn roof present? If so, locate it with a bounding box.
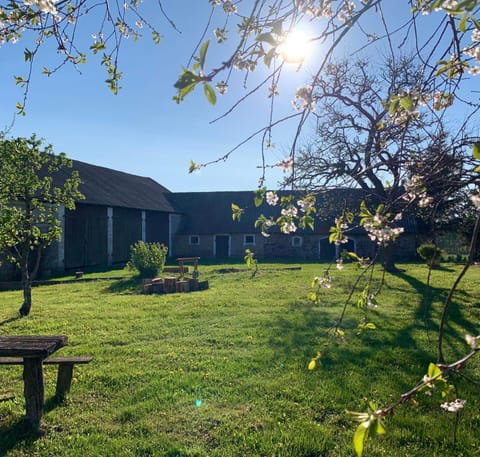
[59,159,176,212]
[166,189,416,235]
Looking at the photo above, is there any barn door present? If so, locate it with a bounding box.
[215,235,230,258]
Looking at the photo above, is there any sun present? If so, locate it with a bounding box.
[278,30,310,64]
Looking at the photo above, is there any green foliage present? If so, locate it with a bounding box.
[244,248,258,278]
[126,241,168,278]
[231,203,244,221]
[417,243,443,266]
[0,134,84,315]
[0,134,83,267]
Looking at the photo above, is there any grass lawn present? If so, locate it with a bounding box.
[0,261,479,456]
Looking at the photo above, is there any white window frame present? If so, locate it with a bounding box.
[189,235,200,246]
[243,234,256,246]
[291,236,303,247]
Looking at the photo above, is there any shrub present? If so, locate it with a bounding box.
[417,243,442,267]
[127,241,168,278]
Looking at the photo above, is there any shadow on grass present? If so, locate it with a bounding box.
[0,315,21,327]
[103,277,142,294]
[0,395,67,455]
[0,418,44,456]
[395,270,478,358]
[268,298,435,397]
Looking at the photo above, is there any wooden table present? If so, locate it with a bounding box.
[0,335,68,426]
[177,257,200,278]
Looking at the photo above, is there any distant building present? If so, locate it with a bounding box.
[166,190,417,261]
[0,162,418,281]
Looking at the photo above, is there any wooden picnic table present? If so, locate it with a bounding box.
[0,335,67,427]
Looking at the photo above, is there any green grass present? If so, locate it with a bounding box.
[0,262,479,456]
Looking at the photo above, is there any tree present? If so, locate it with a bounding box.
[0,134,84,316]
[407,132,479,242]
[279,56,470,269]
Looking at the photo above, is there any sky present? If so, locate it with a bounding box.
[1,1,304,192]
[1,1,478,193]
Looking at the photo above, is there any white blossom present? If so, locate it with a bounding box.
[268,84,279,98]
[472,29,480,43]
[470,193,480,209]
[276,157,294,172]
[419,196,434,208]
[465,334,479,349]
[281,221,297,234]
[432,91,454,110]
[215,81,228,95]
[266,191,279,206]
[469,66,480,75]
[314,275,331,289]
[214,27,228,43]
[23,0,57,15]
[441,399,466,413]
[222,0,237,14]
[281,206,298,217]
[339,0,356,23]
[293,86,316,112]
[297,198,314,212]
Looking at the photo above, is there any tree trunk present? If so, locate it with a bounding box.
[382,242,400,273]
[19,250,32,317]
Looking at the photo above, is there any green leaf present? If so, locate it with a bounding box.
[400,96,413,111]
[272,20,283,35]
[255,32,277,46]
[353,421,370,457]
[263,48,277,68]
[473,142,480,160]
[152,31,161,45]
[471,15,480,30]
[389,98,399,116]
[90,41,106,54]
[203,83,217,105]
[174,68,200,90]
[231,203,244,221]
[427,362,441,379]
[188,160,200,174]
[198,40,210,70]
[254,187,266,207]
[459,13,468,32]
[24,48,33,62]
[374,419,386,435]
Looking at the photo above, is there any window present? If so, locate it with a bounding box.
[189,235,200,246]
[291,236,303,247]
[243,234,255,245]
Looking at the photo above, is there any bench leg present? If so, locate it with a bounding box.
[55,363,74,401]
[23,357,44,427]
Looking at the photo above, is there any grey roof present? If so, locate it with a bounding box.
[55,159,176,212]
[166,189,416,235]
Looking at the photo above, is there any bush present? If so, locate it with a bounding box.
[417,243,442,267]
[127,241,168,278]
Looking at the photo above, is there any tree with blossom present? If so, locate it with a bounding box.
[0,134,83,316]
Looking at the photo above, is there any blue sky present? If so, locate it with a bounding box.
[1,1,301,192]
[1,2,478,192]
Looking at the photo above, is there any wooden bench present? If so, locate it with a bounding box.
[0,356,93,401]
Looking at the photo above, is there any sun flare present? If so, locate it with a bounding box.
[279,30,310,64]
